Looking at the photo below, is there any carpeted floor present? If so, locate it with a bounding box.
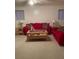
[15,35,64,59]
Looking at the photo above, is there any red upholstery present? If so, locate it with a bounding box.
[32,23,42,29]
[23,23,51,35]
[51,27,64,46]
[53,31,64,45]
[23,26,29,35]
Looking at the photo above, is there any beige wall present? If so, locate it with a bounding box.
[15,4,64,27]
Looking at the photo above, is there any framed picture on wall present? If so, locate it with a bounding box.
[15,10,25,20]
[58,9,64,20]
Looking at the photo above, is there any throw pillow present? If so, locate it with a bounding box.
[26,24,31,30]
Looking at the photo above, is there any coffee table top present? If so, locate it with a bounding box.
[27,30,48,34]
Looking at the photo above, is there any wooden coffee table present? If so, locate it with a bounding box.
[26,30,48,41]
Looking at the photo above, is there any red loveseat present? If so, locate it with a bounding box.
[51,27,64,46]
[23,23,51,35]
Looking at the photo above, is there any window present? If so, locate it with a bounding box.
[58,9,64,20]
[15,10,24,20]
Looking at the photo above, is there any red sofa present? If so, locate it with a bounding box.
[23,23,64,46]
[23,23,51,35]
[51,27,64,46]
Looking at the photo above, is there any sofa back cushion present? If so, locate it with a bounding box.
[42,23,49,30]
[32,23,42,29]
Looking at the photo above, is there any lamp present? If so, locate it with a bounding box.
[28,0,34,6]
[28,0,38,6]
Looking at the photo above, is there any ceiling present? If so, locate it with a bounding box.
[15,0,64,6]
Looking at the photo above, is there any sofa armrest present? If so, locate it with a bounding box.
[23,26,29,35]
[53,31,64,46]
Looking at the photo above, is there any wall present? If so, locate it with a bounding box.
[15,4,64,27]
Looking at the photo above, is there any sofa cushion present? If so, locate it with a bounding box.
[42,23,49,29]
[32,23,42,29]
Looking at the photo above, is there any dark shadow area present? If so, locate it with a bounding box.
[25,37,52,42]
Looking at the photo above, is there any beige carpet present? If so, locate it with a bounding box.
[15,35,64,59]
